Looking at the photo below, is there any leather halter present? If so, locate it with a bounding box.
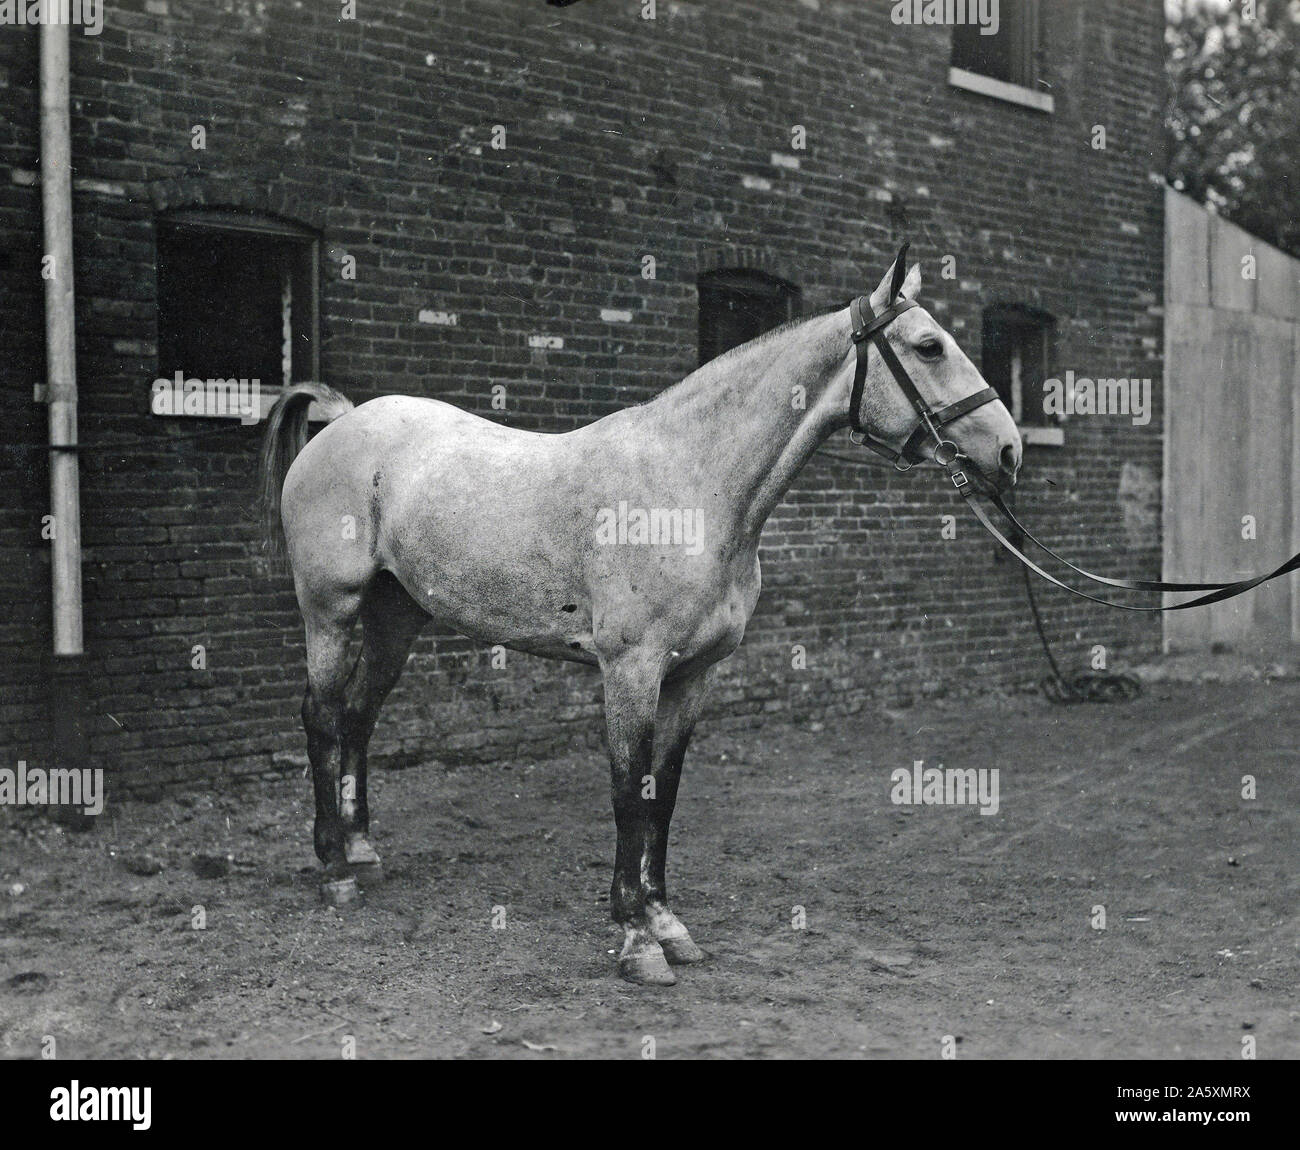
[850,243,1300,612]
[847,251,998,477]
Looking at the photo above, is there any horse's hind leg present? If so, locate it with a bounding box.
[338,572,429,880]
[300,589,364,902]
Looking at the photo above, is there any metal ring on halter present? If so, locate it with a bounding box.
[848,430,867,446]
[932,439,961,468]
[894,457,914,473]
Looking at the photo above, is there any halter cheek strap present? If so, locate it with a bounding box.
[847,293,999,475]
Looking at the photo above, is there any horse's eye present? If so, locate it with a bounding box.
[916,338,944,360]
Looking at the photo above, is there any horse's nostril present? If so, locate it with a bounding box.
[1000,443,1020,476]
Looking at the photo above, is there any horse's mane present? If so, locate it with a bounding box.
[646,303,850,404]
[714,303,846,362]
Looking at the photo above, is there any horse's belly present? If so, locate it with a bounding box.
[383,534,591,642]
[380,505,599,654]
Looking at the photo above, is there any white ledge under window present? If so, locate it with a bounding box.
[948,66,1054,114]
[146,382,333,423]
[1021,426,1064,447]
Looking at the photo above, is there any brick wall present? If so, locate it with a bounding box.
[0,0,1167,793]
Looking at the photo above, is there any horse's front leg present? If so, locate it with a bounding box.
[641,666,713,967]
[603,653,677,986]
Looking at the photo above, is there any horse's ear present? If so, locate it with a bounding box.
[888,241,910,299]
[868,243,918,312]
[899,261,922,301]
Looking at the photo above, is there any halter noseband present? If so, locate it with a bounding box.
[848,243,999,491]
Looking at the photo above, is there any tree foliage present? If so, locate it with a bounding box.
[1166,0,1300,256]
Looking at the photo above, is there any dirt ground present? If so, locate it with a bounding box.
[2,674,1296,1060]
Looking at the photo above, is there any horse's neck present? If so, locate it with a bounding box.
[642,309,854,542]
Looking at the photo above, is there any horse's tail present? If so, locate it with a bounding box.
[257,382,354,563]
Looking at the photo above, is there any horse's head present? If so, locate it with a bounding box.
[852,251,1022,492]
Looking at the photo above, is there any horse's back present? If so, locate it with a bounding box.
[284,394,548,505]
[280,394,594,621]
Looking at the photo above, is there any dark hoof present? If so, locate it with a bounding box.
[619,951,677,986]
[347,859,383,884]
[659,936,707,965]
[320,875,359,907]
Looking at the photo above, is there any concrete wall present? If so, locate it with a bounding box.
[1163,188,1300,654]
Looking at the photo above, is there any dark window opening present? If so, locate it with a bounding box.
[952,0,1041,89]
[981,305,1054,428]
[698,269,800,367]
[156,211,319,391]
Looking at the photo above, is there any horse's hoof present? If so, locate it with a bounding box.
[348,860,383,884]
[346,838,380,864]
[619,951,678,986]
[345,840,382,883]
[320,875,359,907]
[659,935,707,965]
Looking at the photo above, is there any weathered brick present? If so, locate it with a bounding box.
[0,0,1165,796]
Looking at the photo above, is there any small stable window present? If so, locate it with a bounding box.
[698,269,799,367]
[155,211,319,415]
[982,305,1060,445]
[952,0,1038,86]
[950,0,1052,112]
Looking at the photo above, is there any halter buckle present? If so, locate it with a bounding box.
[950,470,969,492]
